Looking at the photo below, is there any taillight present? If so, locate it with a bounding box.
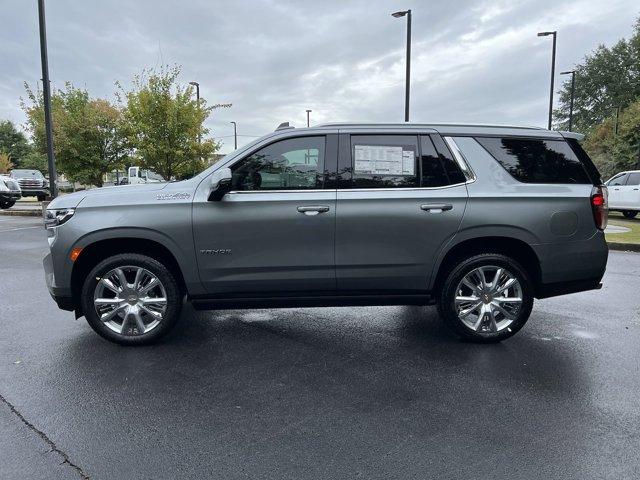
[591,185,608,231]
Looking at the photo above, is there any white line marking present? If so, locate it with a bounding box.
[0,226,42,233]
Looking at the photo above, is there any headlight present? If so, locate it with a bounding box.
[44,208,75,229]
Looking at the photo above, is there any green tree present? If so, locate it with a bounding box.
[23,83,130,186]
[583,100,640,179]
[0,120,32,166]
[119,65,218,180]
[0,152,13,174]
[554,17,640,133]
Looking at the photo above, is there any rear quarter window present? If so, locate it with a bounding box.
[476,137,593,184]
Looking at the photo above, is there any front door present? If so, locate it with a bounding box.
[607,173,628,208]
[335,133,469,293]
[620,172,640,208]
[193,135,337,295]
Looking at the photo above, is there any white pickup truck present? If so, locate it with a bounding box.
[606,170,640,219]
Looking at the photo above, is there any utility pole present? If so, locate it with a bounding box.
[230,121,237,150]
[538,31,557,130]
[306,109,312,127]
[614,106,621,135]
[189,81,201,145]
[38,0,58,198]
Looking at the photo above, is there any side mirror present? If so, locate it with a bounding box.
[208,167,232,201]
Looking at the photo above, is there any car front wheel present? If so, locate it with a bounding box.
[437,253,534,343]
[81,253,182,345]
[0,201,15,209]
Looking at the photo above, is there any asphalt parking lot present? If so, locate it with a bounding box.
[1,216,639,480]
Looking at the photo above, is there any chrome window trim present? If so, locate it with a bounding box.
[443,136,476,182]
[227,181,473,195]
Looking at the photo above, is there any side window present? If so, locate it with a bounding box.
[425,135,467,186]
[419,136,450,187]
[608,173,628,186]
[231,136,325,191]
[350,135,419,188]
[626,173,640,185]
[476,137,592,184]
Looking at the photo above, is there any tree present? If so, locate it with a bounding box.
[23,83,130,186]
[0,120,32,167]
[119,65,218,180]
[0,152,13,174]
[554,17,640,133]
[583,99,640,179]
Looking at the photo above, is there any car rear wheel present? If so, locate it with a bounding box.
[437,253,534,343]
[622,210,638,219]
[81,253,182,345]
[0,201,15,209]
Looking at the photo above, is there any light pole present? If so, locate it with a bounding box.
[38,0,58,198]
[538,31,557,130]
[306,109,312,127]
[392,9,411,122]
[613,105,621,135]
[560,70,575,131]
[230,121,237,150]
[189,81,201,145]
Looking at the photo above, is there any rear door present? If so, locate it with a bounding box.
[335,132,469,293]
[193,134,338,295]
[621,172,640,209]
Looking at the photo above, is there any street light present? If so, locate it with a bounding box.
[560,70,575,131]
[189,81,201,145]
[230,121,237,150]
[38,0,58,198]
[538,31,557,130]
[392,9,411,122]
[306,109,312,127]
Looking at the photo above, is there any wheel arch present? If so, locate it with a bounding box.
[431,234,543,297]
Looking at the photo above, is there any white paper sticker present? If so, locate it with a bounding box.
[354,145,414,176]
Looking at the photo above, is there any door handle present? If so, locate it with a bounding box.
[633,188,639,191]
[614,188,620,190]
[297,205,330,216]
[420,203,453,213]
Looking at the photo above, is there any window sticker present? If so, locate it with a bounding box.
[354,145,415,175]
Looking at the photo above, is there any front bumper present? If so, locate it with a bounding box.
[43,252,74,311]
[21,188,49,197]
[0,191,21,202]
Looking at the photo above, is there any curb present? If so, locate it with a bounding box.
[0,210,42,217]
[607,242,640,253]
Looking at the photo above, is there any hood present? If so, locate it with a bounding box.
[47,182,169,210]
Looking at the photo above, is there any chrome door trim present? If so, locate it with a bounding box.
[443,136,476,182]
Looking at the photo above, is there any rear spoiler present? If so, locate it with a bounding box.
[559,131,585,141]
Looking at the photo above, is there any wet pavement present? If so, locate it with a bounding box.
[1,216,639,479]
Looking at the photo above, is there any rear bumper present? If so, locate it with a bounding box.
[533,232,608,298]
[43,252,74,311]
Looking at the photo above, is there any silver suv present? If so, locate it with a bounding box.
[43,123,609,345]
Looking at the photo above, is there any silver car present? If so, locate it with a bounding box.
[43,123,609,345]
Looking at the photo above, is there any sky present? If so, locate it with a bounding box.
[0,0,638,154]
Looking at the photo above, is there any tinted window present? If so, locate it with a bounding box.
[351,135,418,188]
[420,136,449,187]
[566,138,600,184]
[476,137,592,184]
[608,173,628,186]
[231,136,325,191]
[428,135,467,185]
[626,173,640,186]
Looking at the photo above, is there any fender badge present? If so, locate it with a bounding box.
[156,192,191,200]
[200,249,232,255]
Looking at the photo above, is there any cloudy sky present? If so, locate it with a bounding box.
[1,0,637,153]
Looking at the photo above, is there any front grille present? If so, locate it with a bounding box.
[17,178,43,188]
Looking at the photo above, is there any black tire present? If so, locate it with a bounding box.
[436,253,534,343]
[0,201,14,209]
[622,210,638,219]
[37,194,46,202]
[81,253,182,345]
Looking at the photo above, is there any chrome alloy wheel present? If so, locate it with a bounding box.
[454,265,523,334]
[93,266,167,336]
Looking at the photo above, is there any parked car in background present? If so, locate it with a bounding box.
[0,174,22,209]
[127,166,164,185]
[43,123,608,346]
[605,170,640,218]
[10,169,49,201]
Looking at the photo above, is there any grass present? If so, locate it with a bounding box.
[606,211,640,245]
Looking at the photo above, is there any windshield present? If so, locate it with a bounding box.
[11,169,44,179]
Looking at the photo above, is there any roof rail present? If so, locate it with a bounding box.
[315,122,546,130]
[275,122,294,131]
